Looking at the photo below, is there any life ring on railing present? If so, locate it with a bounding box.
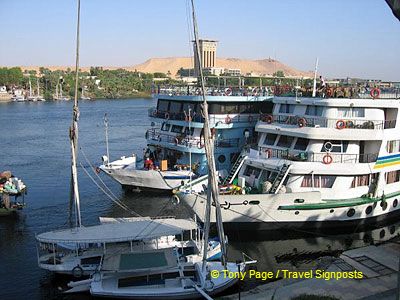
[195,88,201,95]
[225,115,232,124]
[265,114,273,124]
[326,88,333,97]
[164,112,170,119]
[322,154,333,165]
[336,119,346,130]
[248,115,254,122]
[264,148,272,158]
[252,87,258,96]
[298,118,307,128]
[225,88,232,96]
[210,128,216,137]
[370,88,380,99]
[95,167,101,174]
[197,141,204,149]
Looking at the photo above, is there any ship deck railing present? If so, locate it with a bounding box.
[152,85,272,97]
[260,114,396,130]
[146,128,241,149]
[149,107,261,124]
[258,147,378,164]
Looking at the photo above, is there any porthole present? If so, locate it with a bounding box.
[218,155,226,164]
[380,229,385,239]
[390,226,396,235]
[347,208,355,217]
[380,201,388,211]
[294,199,305,204]
[249,201,260,205]
[295,211,299,215]
[330,209,334,213]
[393,199,398,208]
[365,206,372,215]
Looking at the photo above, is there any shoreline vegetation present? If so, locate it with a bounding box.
[0,67,173,100]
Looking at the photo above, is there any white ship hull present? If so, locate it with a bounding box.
[179,190,400,230]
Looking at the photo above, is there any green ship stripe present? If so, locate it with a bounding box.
[278,191,400,211]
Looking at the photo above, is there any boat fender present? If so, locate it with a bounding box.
[336,119,346,130]
[210,127,216,137]
[171,194,180,205]
[175,138,179,145]
[248,115,254,122]
[72,265,83,278]
[225,115,232,124]
[370,88,380,99]
[164,112,170,119]
[298,118,307,128]
[225,87,232,96]
[322,154,333,165]
[197,141,204,149]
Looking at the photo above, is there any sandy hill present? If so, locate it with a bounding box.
[9,57,313,78]
[128,57,313,78]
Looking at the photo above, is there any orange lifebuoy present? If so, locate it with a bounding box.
[298,118,307,128]
[185,115,192,122]
[265,148,272,158]
[225,88,232,96]
[323,154,333,165]
[210,127,216,137]
[265,114,273,124]
[326,88,333,97]
[248,115,254,122]
[336,119,346,130]
[164,112,170,119]
[225,115,232,124]
[370,88,380,99]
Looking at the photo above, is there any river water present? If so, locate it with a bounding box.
[1,99,399,300]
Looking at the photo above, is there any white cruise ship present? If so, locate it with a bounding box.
[178,87,400,230]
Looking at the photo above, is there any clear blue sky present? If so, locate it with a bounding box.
[1,0,399,81]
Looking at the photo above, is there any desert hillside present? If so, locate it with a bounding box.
[128,57,314,78]
[9,57,313,78]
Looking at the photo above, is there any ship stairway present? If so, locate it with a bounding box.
[222,152,248,185]
[269,164,292,194]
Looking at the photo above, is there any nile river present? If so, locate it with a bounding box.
[1,99,399,299]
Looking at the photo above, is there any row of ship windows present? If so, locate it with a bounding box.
[157,100,274,115]
[263,134,348,153]
[244,166,400,188]
[161,123,195,135]
[279,104,366,118]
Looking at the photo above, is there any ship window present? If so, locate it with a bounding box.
[239,103,251,113]
[294,138,309,151]
[385,170,400,184]
[350,173,378,188]
[337,107,365,118]
[182,102,195,115]
[157,100,169,112]
[209,103,222,114]
[161,123,170,131]
[279,104,295,114]
[259,101,274,113]
[184,127,194,136]
[171,125,183,133]
[321,140,348,153]
[386,140,400,153]
[221,104,238,114]
[301,175,336,188]
[169,101,182,113]
[263,134,277,146]
[305,105,324,116]
[276,135,294,148]
[244,166,262,178]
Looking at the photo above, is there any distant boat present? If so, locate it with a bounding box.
[53,77,71,101]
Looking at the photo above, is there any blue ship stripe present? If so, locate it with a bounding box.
[376,153,400,162]
[163,175,191,180]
